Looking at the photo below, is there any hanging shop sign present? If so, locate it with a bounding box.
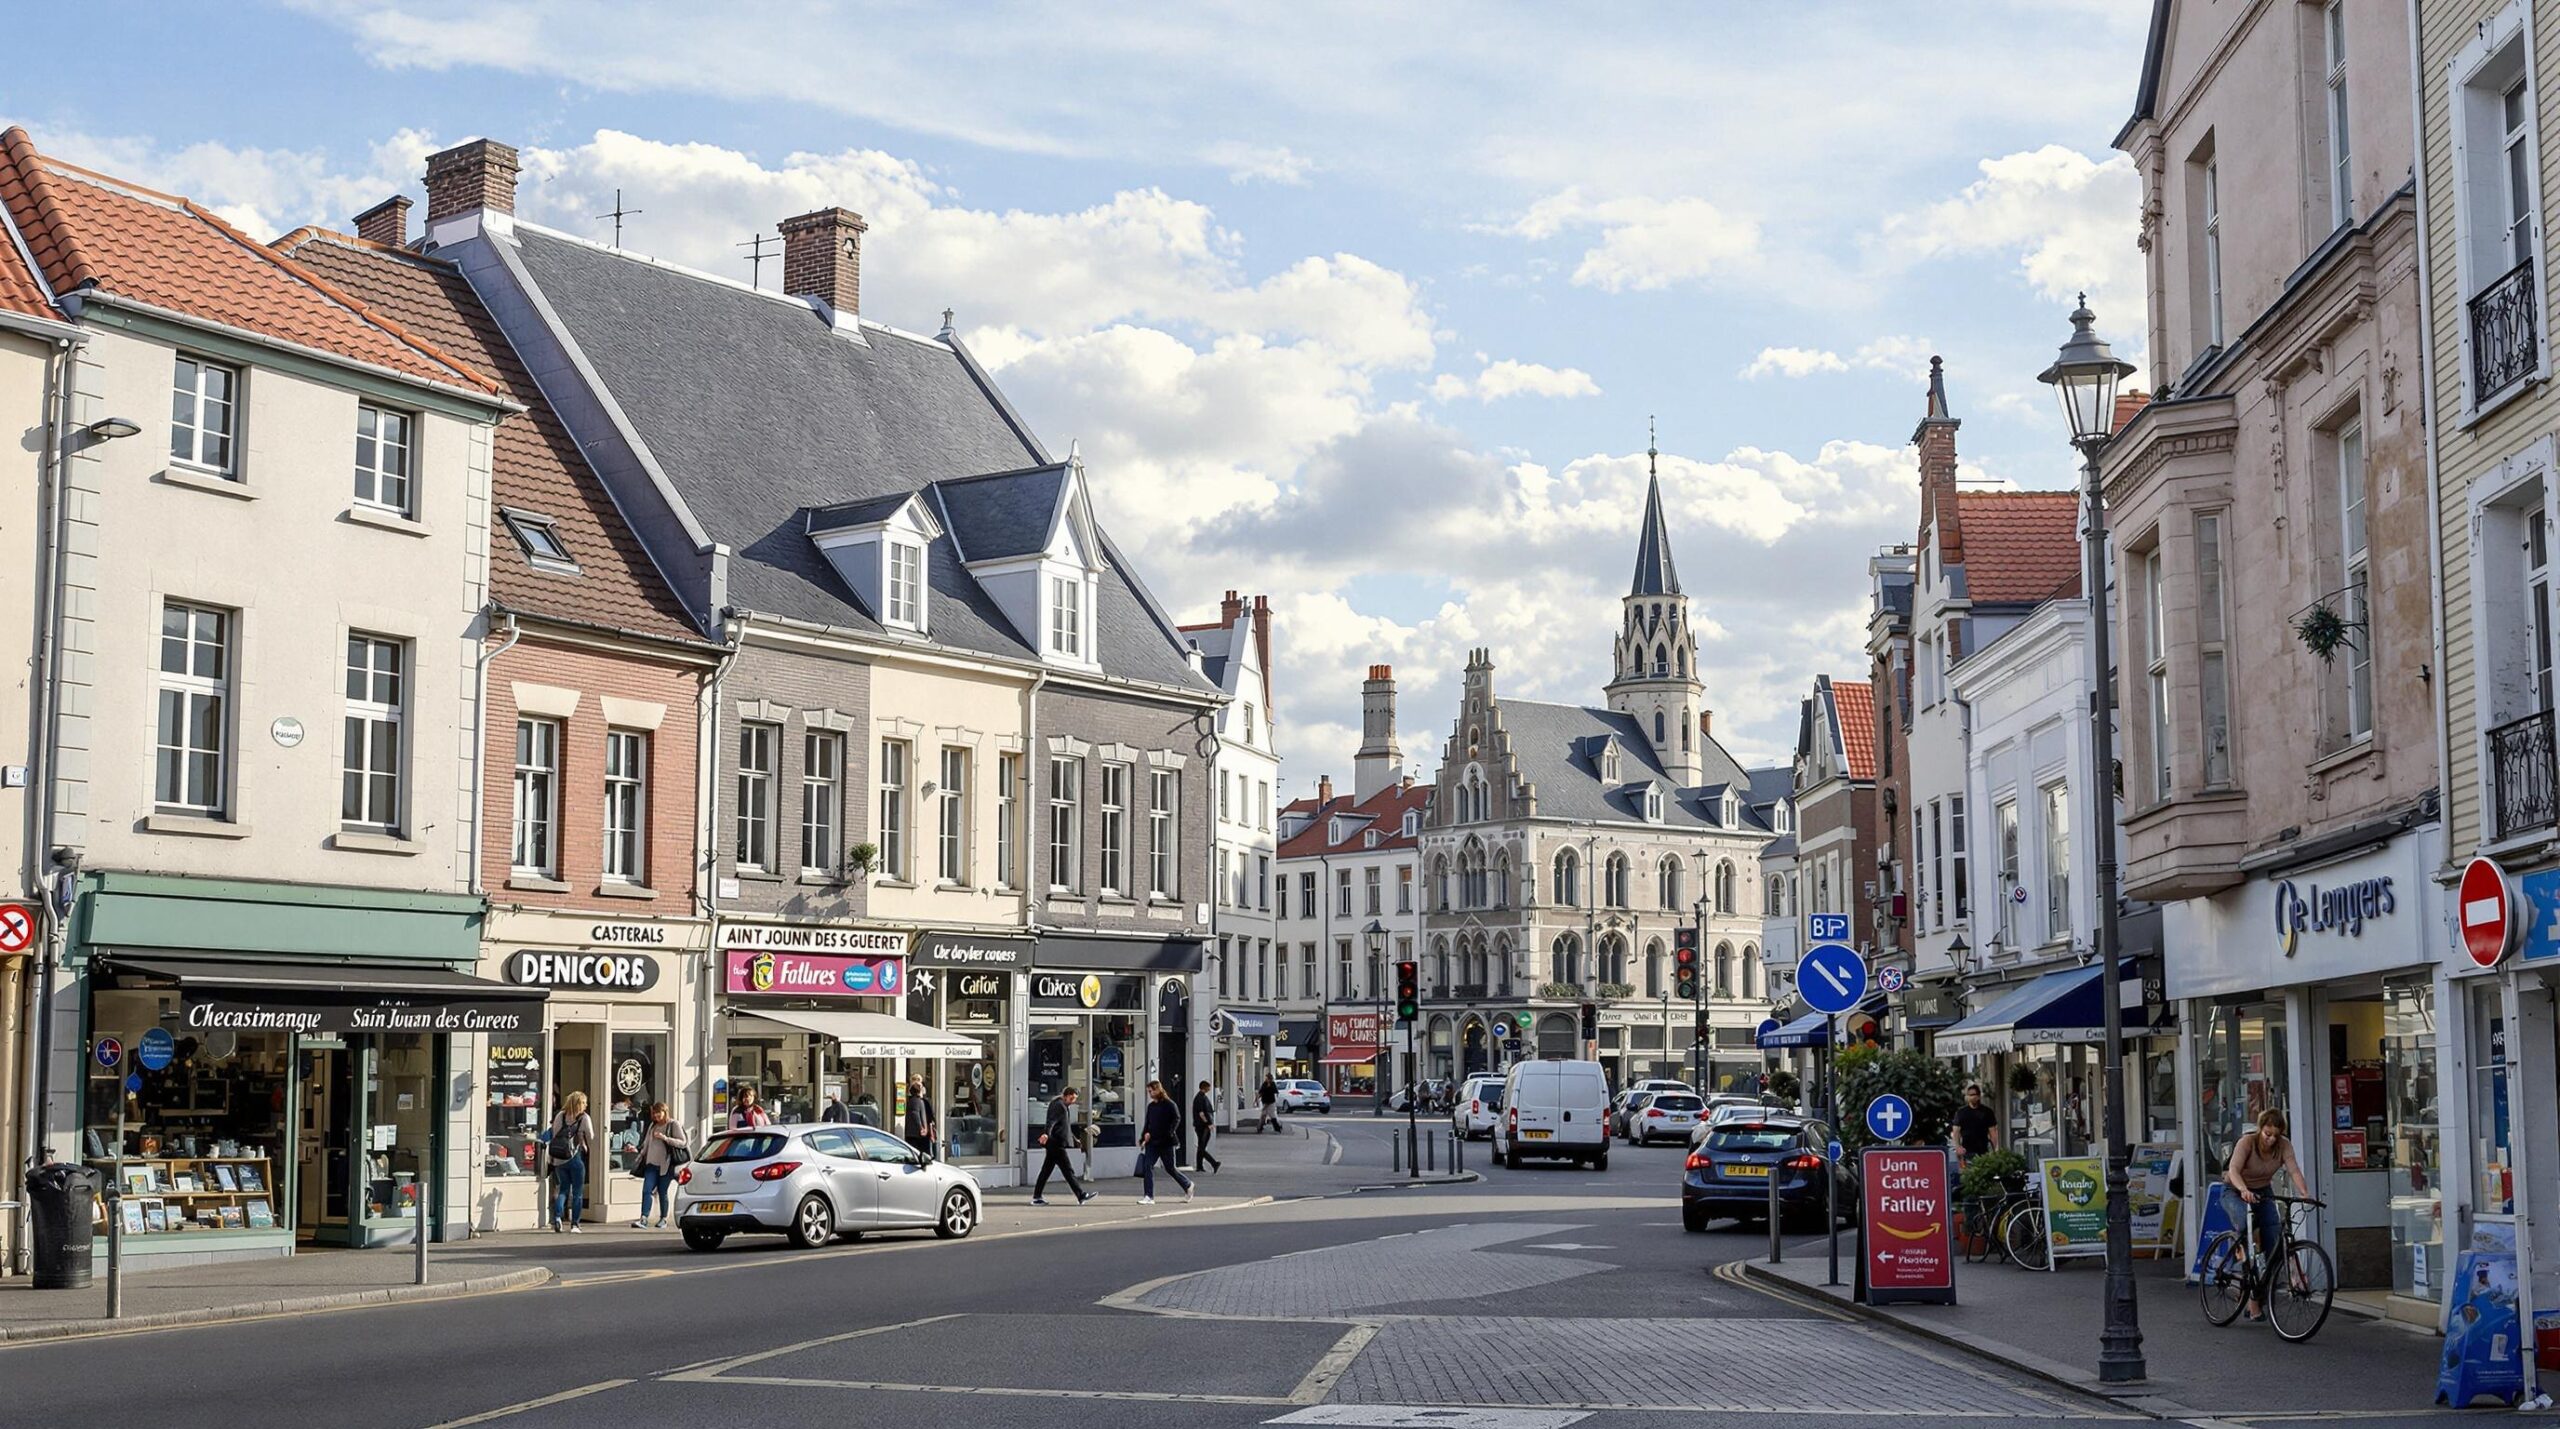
[909,932,1036,968]
[2273,875,2397,957]
[1031,972,1143,1010]
[725,923,908,956]
[723,948,904,998]
[502,950,663,992]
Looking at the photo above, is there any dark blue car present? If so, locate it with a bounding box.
[1681,1115,1858,1233]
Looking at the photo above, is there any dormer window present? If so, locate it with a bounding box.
[1402,810,1420,837]
[807,491,941,634]
[1722,791,1740,825]
[885,540,924,628]
[1644,786,1665,822]
[1774,801,1792,835]
[1049,574,1084,657]
[1601,741,1622,782]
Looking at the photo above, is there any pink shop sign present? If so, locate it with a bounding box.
[725,948,905,998]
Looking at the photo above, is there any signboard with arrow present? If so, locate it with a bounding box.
[1860,1145,1955,1305]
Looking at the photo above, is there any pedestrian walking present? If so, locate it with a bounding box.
[1951,1082,1999,1168]
[1137,1081,1194,1204]
[633,1102,688,1229]
[1032,1087,1093,1205]
[821,1091,850,1123]
[729,1085,773,1130]
[1256,1074,1280,1133]
[904,1075,938,1159]
[1190,1079,1222,1173]
[544,1090,595,1233]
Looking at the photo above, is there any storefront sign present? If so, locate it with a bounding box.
[1327,1011,1383,1053]
[1031,971,1143,1010]
[502,950,663,992]
[723,949,904,998]
[1860,1146,1954,1304]
[2039,1155,2109,1262]
[910,932,1036,968]
[2514,867,2560,963]
[725,923,908,956]
[182,992,538,1036]
[2126,1142,2180,1252]
[488,1043,541,1109]
[1034,932,1204,973]
[952,971,1010,1001]
[2273,875,2396,957]
[587,921,670,945]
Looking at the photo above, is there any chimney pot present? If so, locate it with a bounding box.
[354,195,412,247]
[779,207,868,321]
[423,139,519,226]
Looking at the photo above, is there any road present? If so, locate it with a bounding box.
[0,1114,2397,1428]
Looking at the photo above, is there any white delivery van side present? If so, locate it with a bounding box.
[1499,1058,1611,1169]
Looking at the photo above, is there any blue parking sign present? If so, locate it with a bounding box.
[1808,913,1850,943]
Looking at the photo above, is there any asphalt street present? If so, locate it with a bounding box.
[0,1114,2451,1428]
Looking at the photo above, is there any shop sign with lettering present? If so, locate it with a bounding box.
[723,949,904,998]
[724,923,908,956]
[910,932,1036,968]
[1031,972,1143,1010]
[2274,875,2397,957]
[182,993,538,1036]
[503,950,662,992]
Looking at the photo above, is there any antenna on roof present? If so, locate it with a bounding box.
[596,189,644,248]
[739,232,779,289]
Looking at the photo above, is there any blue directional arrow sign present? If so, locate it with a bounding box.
[1865,1092,1913,1144]
[1794,942,1867,1016]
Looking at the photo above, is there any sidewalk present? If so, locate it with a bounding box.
[0,1252,549,1343]
[1748,1239,2453,1419]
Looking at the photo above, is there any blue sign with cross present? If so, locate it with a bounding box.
[1795,943,1867,1016]
[1865,1093,1914,1143]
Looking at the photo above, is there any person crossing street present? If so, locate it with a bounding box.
[1137,1081,1194,1204]
[1032,1087,1093,1205]
[1190,1079,1222,1173]
[1256,1074,1280,1133]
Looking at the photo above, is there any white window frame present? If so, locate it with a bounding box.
[997,752,1021,889]
[2325,0,2352,230]
[2203,157,2225,348]
[937,747,968,885]
[1099,761,1129,896]
[169,355,238,475]
[603,729,647,884]
[340,632,405,834]
[155,601,230,816]
[1949,794,1969,923]
[1148,768,1175,898]
[885,539,925,630]
[2450,2,2551,417]
[1049,574,1084,658]
[876,737,908,881]
[2339,421,2374,741]
[2198,513,2234,786]
[1048,757,1082,893]
[354,402,415,516]
[512,716,561,876]
[802,732,844,876]
[2043,780,2072,945]
[1995,796,2021,949]
[736,722,777,873]
[2146,547,2172,801]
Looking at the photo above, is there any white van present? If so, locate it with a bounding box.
[1498,1058,1611,1169]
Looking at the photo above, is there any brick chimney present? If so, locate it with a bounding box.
[1912,355,1963,569]
[1251,594,1273,706]
[1316,774,1334,807]
[1219,590,1244,628]
[354,195,411,248]
[1355,664,1403,801]
[779,207,868,322]
[423,139,519,227]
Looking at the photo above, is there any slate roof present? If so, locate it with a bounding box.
[0,128,490,394]
[278,230,705,648]
[1745,764,1796,859]
[1830,679,1878,783]
[503,225,1210,691]
[1276,782,1430,859]
[1498,700,1757,829]
[1956,491,2082,603]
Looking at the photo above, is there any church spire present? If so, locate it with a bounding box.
[1630,419,1680,597]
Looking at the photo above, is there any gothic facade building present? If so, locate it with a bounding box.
[1418,451,1777,1089]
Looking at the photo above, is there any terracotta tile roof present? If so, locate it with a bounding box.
[2112,390,2152,434]
[0,217,53,324]
[278,230,706,647]
[1955,490,2082,603]
[1276,782,1430,859]
[0,128,493,393]
[1830,679,1877,783]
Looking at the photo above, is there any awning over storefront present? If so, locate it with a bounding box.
[1936,964,2166,1057]
[1319,1050,1376,1066]
[102,955,547,1037]
[1278,1017,1319,1057]
[725,1006,984,1060]
[1758,1012,1832,1049]
[1217,1010,1280,1038]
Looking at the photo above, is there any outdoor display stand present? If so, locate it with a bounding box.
[1860,1143,1956,1306]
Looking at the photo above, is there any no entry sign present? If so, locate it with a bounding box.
[1861,1146,1955,1305]
[2460,857,2517,970]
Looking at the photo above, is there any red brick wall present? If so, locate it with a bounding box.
[482,633,703,913]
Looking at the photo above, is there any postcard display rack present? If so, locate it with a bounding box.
[101,1148,281,1237]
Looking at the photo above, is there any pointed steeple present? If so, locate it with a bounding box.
[1630,419,1680,597]
[1925,354,1950,420]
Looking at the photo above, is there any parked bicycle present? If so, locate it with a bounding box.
[2199,1193,2333,1341]
[1959,1183,2049,1271]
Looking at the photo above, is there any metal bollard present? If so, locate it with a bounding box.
[1393,1132,1404,1175]
[1426,1132,1437,1173]
[1767,1171,1782,1263]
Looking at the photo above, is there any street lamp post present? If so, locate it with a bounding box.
[2039,294,2145,1385]
[1365,920,1389,1113]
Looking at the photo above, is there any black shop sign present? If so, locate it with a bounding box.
[502,949,663,993]
[182,992,539,1037]
[1030,972,1144,1011]
[910,932,1036,969]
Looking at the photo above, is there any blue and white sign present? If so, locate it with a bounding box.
[93,1036,121,1070]
[1756,1017,1783,1043]
[1808,913,1850,943]
[1878,966,1907,994]
[136,1027,175,1072]
[1795,943,1867,1015]
[1865,1093,1914,1143]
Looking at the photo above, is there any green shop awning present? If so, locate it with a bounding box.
[73,870,485,967]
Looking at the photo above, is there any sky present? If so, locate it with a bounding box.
[12,1,2156,793]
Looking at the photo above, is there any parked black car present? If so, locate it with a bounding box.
[1680,1115,1858,1233]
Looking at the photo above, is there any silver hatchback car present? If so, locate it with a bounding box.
[676,1123,982,1250]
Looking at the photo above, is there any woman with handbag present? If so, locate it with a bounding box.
[633,1101,688,1230]
[546,1091,596,1233]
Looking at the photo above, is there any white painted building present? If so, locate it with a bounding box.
[1184,591,1279,1126]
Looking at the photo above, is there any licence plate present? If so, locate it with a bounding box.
[1524,1129,1552,1140]
[693,1201,737,1214]
[1724,1164,1771,1177]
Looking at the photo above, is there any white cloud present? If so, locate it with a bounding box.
[1852,334,1937,382]
[1431,357,1601,402]
[1506,188,1761,291]
[1741,335,1935,383]
[1877,145,2142,308]
[1741,346,1849,380]
[1205,142,1313,186]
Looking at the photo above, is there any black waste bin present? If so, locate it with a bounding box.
[27,1161,97,1289]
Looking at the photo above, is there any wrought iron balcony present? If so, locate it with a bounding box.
[2490,708,2560,841]
[2471,256,2541,406]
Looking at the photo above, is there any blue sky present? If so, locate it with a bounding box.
[17,1,2156,788]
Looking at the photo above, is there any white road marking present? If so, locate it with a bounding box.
[424,1380,634,1426]
[1267,1409,1591,1428]
[1289,1322,1382,1402]
[1520,1243,1612,1251]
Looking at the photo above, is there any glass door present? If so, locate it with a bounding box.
[362,1034,434,1242]
[296,1043,355,1245]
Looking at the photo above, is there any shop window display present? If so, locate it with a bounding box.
[2197,1001,2288,1177]
[363,1034,434,1226]
[2383,978,2441,1301]
[2472,995,2513,1217]
[485,1037,545,1178]
[84,1003,289,1239]
[607,1032,668,1172]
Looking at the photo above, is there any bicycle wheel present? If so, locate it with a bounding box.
[2004,1203,2051,1271]
[2197,1232,2249,1327]
[2268,1240,2336,1342]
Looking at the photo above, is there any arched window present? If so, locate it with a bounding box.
[1681,720,1691,754]
[1741,944,1760,999]
[1814,863,1830,915]
[1645,938,1666,997]
[1431,855,1451,911]
[1715,859,1737,914]
[1493,851,1513,908]
[1550,933,1581,986]
[1553,848,1580,907]
[1604,853,1630,907]
[1432,936,1451,994]
[1658,855,1683,910]
[1715,942,1735,997]
[1460,840,1488,909]
[1600,933,1628,986]
[1493,935,1513,995]
[1677,646,1689,675]
[1654,643,1668,676]
[1654,710,1666,743]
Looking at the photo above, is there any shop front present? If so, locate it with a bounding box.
[1210,1008,1277,1129]
[1938,962,2170,1168]
[1277,1018,1318,1079]
[477,909,706,1232]
[1324,1011,1383,1099]
[2165,828,2447,1322]
[717,920,933,1128]
[906,930,1033,1180]
[66,870,509,1261]
[1020,932,1201,1176]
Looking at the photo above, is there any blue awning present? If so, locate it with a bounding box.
[1938,965,2113,1056]
[1758,1011,1832,1049]
[1218,1010,1280,1038]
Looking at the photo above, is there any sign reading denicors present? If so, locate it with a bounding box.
[1861,1146,1954,1304]
[724,923,907,956]
[504,950,663,992]
[2461,858,2517,969]
[724,949,903,998]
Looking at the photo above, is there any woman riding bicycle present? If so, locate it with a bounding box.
[2224,1107,2311,1321]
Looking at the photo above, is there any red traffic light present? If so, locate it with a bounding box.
[1674,945,1697,967]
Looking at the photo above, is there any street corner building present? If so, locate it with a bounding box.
[402,140,1221,1185]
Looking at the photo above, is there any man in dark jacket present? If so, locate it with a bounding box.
[1137,1081,1195,1203]
[1257,1075,1280,1132]
[902,1076,937,1158]
[1190,1079,1222,1173]
[1032,1087,1092,1205]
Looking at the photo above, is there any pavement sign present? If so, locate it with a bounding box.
[1861,1146,1956,1305]
[1864,1093,1913,1143]
[1795,943,1866,1015]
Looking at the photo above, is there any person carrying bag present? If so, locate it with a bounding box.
[633,1102,688,1230]
[545,1091,596,1233]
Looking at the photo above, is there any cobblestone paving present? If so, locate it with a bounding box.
[1338,1316,2074,1415]
[1135,1223,1598,1318]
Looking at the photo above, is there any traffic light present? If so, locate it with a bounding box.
[1395,959,1419,1022]
[1695,1008,1712,1040]
[1674,926,1699,1001]
[1579,1000,1598,1041]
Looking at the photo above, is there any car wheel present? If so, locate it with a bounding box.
[681,1226,726,1252]
[1594,1151,1609,1173]
[935,1189,977,1240]
[788,1193,836,1249]
[1682,1204,1708,1233]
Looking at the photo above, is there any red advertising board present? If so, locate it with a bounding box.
[1861,1146,1956,1305]
[724,948,903,998]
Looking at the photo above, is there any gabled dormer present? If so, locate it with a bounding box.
[945,455,1105,672]
[807,491,944,635]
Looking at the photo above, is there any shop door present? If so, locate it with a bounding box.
[296,1044,356,1245]
[552,1031,597,1219]
[2323,996,2393,1290]
[1028,1022,1088,1159]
